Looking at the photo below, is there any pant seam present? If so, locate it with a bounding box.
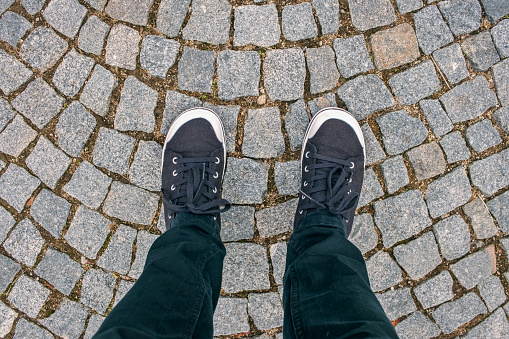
[289,266,305,339]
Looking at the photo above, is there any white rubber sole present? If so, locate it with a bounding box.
[301,107,366,164]
[161,107,227,176]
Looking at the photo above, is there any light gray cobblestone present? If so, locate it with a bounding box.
[115,77,157,133]
[414,271,454,309]
[492,19,509,59]
[40,299,89,339]
[376,287,416,321]
[80,65,118,117]
[128,141,162,192]
[264,48,306,101]
[333,35,374,78]
[35,248,84,295]
[488,191,509,233]
[358,167,384,207]
[220,206,255,242]
[233,4,280,47]
[0,98,15,132]
[178,47,215,94]
[0,254,20,293]
[432,43,469,85]
[419,99,453,138]
[213,298,250,336]
[438,0,482,37]
[366,251,403,292]
[217,50,260,100]
[53,48,95,97]
[21,26,68,71]
[349,213,379,254]
[494,107,509,133]
[440,131,471,163]
[56,101,96,157]
[248,293,284,330]
[377,110,428,155]
[469,148,509,197]
[81,268,116,314]
[182,0,231,45]
[0,11,32,48]
[463,198,499,239]
[140,35,179,79]
[64,161,112,209]
[462,31,500,72]
[282,3,318,42]
[361,123,386,165]
[433,292,487,334]
[306,46,339,94]
[0,50,32,96]
[93,128,136,175]
[222,157,268,204]
[388,60,440,105]
[26,136,71,189]
[0,164,40,212]
[270,242,287,285]
[274,161,300,196]
[12,318,52,339]
[286,100,309,151]
[98,225,137,275]
[381,156,409,194]
[348,0,396,31]
[84,314,105,339]
[450,247,495,289]
[78,16,110,56]
[393,232,442,280]
[407,142,446,181]
[243,107,285,159]
[492,58,509,107]
[478,275,506,312]
[106,0,153,26]
[256,199,298,238]
[8,275,50,318]
[21,0,45,14]
[433,214,471,260]
[157,0,190,37]
[463,308,509,338]
[395,311,440,339]
[312,0,340,35]
[414,5,454,55]
[43,0,87,38]
[0,115,37,157]
[105,24,141,70]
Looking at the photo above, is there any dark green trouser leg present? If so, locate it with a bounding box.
[93,213,225,339]
[283,211,399,339]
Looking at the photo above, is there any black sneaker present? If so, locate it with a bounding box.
[161,107,231,231]
[294,107,365,237]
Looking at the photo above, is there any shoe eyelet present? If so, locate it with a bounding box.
[301,194,306,200]
[213,187,217,193]
[303,181,308,187]
[213,171,218,178]
[305,151,310,158]
[349,178,352,183]
[215,157,220,164]
[304,165,309,173]
[213,216,217,220]
[172,170,177,176]
[172,157,178,164]
[171,184,176,191]
[345,219,348,223]
[347,189,351,195]
[299,210,303,215]
[349,162,355,169]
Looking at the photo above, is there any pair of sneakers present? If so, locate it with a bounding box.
[161,107,365,236]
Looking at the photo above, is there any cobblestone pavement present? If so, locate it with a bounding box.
[0,0,509,338]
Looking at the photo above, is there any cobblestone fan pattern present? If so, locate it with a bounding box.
[0,0,509,338]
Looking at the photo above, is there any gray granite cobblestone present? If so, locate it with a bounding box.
[43,0,86,38]
[479,0,509,22]
[462,31,500,72]
[80,65,118,117]
[389,61,440,105]
[0,0,14,14]
[242,107,285,158]
[233,4,280,47]
[64,161,112,209]
[217,50,260,100]
[35,248,83,295]
[113,280,134,308]
[407,142,446,181]
[439,131,471,163]
[492,19,509,59]
[419,99,453,138]
[450,247,494,289]
[374,190,431,247]
[65,205,111,259]
[182,0,231,45]
[348,0,396,31]
[270,242,287,285]
[220,206,255,242]
[8,275,50,317]
[56,101,96,157]
[469,148,509,197]
[438,0,481,37]
[0,164,40,212]
[274,161,300,196]
[178,47,215,94]
[115,77,157,133]
[0,11,32,48]
[0,50,32,96]
[105,24,141,70]
[256,199,298,238]
[414,5,454,55]
[160,90,201,134]
[395,311,440,339]
[395,0,423,14]
[463,308,509,338]
[106,0,153,26]
[26,136,71,189]
[337,75,395,120]
[21,26,67,71]
[358,168,384,207]
[433,214,470,260]
[98,224,137,275]
[129,230,159,279]
[84,314,105,339]
[349,213,379,254]
[248,293,284,330]
[494,107,509,133]
[376,287,416,321]
[213,298,250,336]
[128,141,162,192]
[78,16,110,56]
[488,191,509,232]
[80,268,116,314]
[307,93,337,116]
[203,103,239,154]
[463,198,499,239]
[0,115,37,157]
[377,110,428,155]
[393,232,442,280]
[0,254,20,293]
[21,0,45,14]
[157,0,190,37]
[306,46,339,94]
[12,78,64,129]
[425,166,472,218]
[492,59,509,107]
[312,0,340,35]
[103,181,160,225]
[333,35,374,78]
[432,43,469,85]
[40,299,89,339]
[282,3,318,42]
[381,156,409,194]
[433,292,487,334]
[93,128,136,175]
[478,275,506,312]
[53,48,95,97]
[414,271,454,309]
[361,123,386,165]
[264,48,306,101]
[140,35,180,78]
[0,98,15,132]
[286,100,309,151]
[12,318,52,339]
[222,157,268,204]
[83,0,105,10]
[366,251,403,292]
[222,243,270,293]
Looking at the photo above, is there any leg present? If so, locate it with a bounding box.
[283,211,398,338]
[283,108,398,338]
[94,213,225,339]
[94,108,231,338]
